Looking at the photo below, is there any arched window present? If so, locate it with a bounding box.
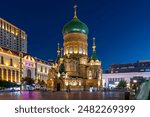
[65,48,69,55]
[27,69,32,78]
[79,46,82,54]
[83,49,86,55]
[16,71,19,82]
[41,66,43,72]
[69,47,73,54]
[10,58,13,66]
[45,67,47,73]
[12,70,15,82]
[85,49,88,55]
[74,46,78,54]
[89,70,92,79]
[1,56,4,64]
[3,69,6,80]
[8,69,11,81]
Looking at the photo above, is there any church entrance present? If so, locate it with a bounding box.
[57,83,61,91]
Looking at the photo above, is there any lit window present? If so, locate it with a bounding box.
[74,46,78,54]
[1,56,4,64]
[10,58,13,66]
[41,66,43,72]
[79,46,82,54]
[69,47,73,54]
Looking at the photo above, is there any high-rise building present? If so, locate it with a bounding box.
[0,18,27,53]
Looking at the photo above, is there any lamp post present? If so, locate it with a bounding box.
[65,73,68,86]
[133,80,137,94]
[65,73,70,92]
[57,72,60,78]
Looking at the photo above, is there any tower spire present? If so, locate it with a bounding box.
[92,37,96,52]
[60,48,63,57]
[91,37,98,61]
[57,43,60,57]
[73,0,78,19]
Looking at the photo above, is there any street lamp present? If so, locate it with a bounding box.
[57,72,60,78]
[133,80,137,94]
[65,73,69,86]
[133,80,137,83]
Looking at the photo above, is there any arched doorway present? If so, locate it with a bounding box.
[53,79,65,91]
[57,83,61,91]
[27,69,32,78]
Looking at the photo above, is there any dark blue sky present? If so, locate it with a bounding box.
[1,0,150,70]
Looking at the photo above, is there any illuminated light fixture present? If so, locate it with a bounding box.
[5,63,9,66]
[98,80,101,86]
[57,72,60,78]
[65,81,69,86]
[133,80,137,83]
[79,81,81,86]
[14,64,17,68]
[72,81,78,86]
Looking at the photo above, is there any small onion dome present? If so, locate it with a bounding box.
[95,59,101,65]
[89,59,101,66]
[63,18,89,35]
[24,55,35,62]
[89,51,101,65]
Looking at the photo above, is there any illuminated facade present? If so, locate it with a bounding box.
[0,47,20,82]
[0,18,27,53]
[0,47,52,83]
[48,5,102,91]
[103,60,150,89]
[102,72,150,89]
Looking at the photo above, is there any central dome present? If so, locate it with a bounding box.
[63,17,89,35]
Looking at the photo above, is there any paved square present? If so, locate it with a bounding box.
[0,91,135,100]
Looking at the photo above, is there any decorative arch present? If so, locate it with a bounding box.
[24,55,35,62]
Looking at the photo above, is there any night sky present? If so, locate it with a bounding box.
[0,0,150,71]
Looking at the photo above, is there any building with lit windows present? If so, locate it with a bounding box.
[0,47,20,82]
[0,47,52,83]
[102,60,150,89]
[0,18,27,53]
[47,5,102,91]
[0,18,52,83]
[22,55,52,82]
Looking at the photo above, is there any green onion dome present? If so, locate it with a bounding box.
[63,17,89,35]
